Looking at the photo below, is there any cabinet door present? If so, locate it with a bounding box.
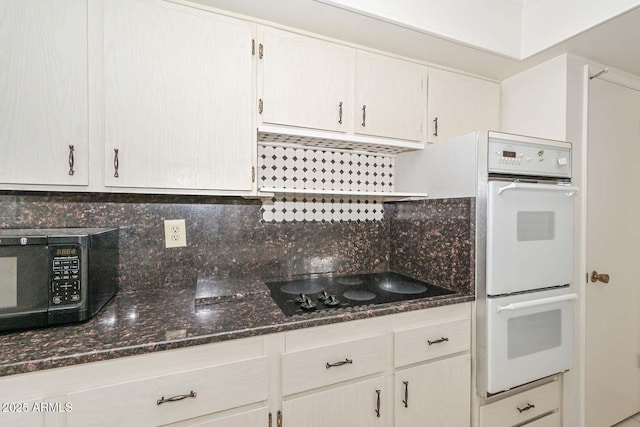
[282,376,385,427]
[427,68,500,143]
[0,398,44,427]
[355,51,426,142]
[104,0,254,191]
[260,28,353,133]
[0,0,88,186]
[395,353,470,427]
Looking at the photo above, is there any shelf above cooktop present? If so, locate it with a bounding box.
[256,187,428,201]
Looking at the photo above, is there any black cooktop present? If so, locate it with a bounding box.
[265,271,456,317]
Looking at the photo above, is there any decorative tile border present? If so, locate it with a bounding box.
[258,145,393,222]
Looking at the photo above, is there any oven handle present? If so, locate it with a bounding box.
[497,182,578,197]
[497,293,578,313]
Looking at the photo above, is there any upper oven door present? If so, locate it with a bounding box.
[486,181,577,295]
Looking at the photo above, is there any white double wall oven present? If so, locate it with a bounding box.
[419,131,578,397]
[484,176,578,395]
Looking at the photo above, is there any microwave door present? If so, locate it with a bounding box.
[0,245,49,319]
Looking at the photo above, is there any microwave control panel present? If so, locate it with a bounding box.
[50,245,81,306]
[487,138,571,178]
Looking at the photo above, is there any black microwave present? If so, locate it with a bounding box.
[0,228,118,332]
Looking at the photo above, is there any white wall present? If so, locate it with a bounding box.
[315,0,522,57]
[521,0,640,57]
[501,54,569,140]
[500,52,599,427]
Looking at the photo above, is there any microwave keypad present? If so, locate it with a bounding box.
[51,255,81,305]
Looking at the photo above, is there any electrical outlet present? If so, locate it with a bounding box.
[164,219,187,248]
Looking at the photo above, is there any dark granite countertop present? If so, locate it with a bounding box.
[0,280,473,378]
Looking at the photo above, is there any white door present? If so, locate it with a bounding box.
[585,77,640,427]
[427,68,500,143]
[395,354,470,427]
[104,0,254,191]
[486,181,576,295]
[282,377,385,427]
[260,27,354,133]
[354,51,426,142]
[0,0,88,186]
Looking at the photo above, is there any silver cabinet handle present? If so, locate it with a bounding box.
[113,148,120,178]
[433,117,438,136]
[361,105,367,127]
[338,101,343,124]
[156,390,197,405]
[68,145,75,176]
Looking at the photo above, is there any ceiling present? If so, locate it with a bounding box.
[185,0,640,81]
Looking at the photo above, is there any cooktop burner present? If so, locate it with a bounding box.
[266,271,456,317]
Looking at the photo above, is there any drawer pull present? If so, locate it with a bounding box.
[517,403,535,413]
[326,358,353,369]
[375,389,381,418]
[427,337,449,345]
[156,390,197,405]
[402,381,409,408]
[113,148,120,178]
[68,144,75,176]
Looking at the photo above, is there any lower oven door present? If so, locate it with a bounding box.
[486,286,576,394]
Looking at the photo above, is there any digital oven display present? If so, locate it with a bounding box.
[503,150,517,158]
[55,247,78,256]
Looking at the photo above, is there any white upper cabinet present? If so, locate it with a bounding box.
[258,27,428,148]
[355,51,426,142]
[103,0,254,192]
[427,67,500,143]
[0,0,88,187]
[260,27,354,133]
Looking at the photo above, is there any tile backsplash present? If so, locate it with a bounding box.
[0,192,474,294]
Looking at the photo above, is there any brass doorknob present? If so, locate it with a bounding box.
[590,271,610,284]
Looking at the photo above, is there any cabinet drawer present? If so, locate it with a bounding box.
[66,356,268,427]
[282,335,386,395]
[522,411,561,427]
[394,318,470,367]
[479,381,560,427]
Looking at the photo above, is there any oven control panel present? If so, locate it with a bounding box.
[50,245,81,306]
[488,139,571,178]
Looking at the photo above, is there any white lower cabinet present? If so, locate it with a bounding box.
[65,357,268,427]
[282,376,386,427]
[479,380,561,427]
[0,398,45,427]
[393,314,472,427]
[0,304,473,427]
[395,353,471,427]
